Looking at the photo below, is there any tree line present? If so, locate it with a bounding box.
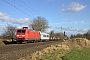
[1,16,90,40]
[1,16,49,39]
[1,16,67,40]
[70,30,90,40]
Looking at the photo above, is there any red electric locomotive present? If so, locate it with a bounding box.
[16,27,40,43]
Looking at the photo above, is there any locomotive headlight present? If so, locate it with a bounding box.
[17,35,19,36]
[22,35,25,36]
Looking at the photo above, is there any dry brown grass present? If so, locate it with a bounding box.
[71,38,90,48]
[19,43,70,60]
[19,38,90,60]
[0,40,5,46]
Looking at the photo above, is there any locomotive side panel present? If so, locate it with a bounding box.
[35,32,40,39]
[27,30,40,40]
[24,30,29,40]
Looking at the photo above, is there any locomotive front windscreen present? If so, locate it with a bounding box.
[17,30,26,33]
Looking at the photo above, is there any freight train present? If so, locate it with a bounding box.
[16,27,50,43]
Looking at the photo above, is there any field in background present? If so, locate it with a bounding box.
[39,48,90,60]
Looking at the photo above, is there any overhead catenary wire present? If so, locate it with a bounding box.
[3,0,33,18]
[15,0,36,17]
[0,6,20,19]
[0,0,20,18]
[19,0,40,16]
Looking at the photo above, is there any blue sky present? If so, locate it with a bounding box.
[0,0,90,36]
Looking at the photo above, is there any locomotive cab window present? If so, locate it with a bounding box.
[17,30,26,33]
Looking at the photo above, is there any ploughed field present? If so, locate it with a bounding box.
[0,40,62,60]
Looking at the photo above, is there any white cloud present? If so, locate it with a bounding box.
[68,20,89,24]
[70,28,89,33]
[80,21,89,24]
[54,26,89,33]
[52,20,89,25]
[0,12,10,21]
[54,27,72,31]
[0,24,6,35]
[46,26,90,37]
[10,18,31,24]
[0,12,31,25]
[62,2,87,12]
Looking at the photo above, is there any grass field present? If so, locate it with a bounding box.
[18,38,90,60]
[64,48,90,60]
[39,48,90,60]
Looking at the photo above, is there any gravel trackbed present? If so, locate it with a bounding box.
[0,40,62,60]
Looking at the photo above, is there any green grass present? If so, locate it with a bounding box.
[64,48,90,60]
[39,48,90,60]
[39,49,69,60]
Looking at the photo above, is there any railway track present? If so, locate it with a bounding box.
[0,40,63,60]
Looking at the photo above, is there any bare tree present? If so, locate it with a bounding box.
[87,29,90,34]
[54,32,65,39]
[70,29,90,40]
[30,16,49,32]
[84,29,90,40]
[50,30,67,40]
[2,24,16,39]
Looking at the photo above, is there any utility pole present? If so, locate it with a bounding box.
[64,31,65,36]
